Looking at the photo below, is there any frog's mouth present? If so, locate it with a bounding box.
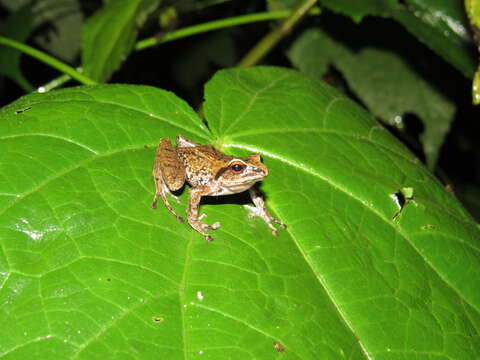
[228,173,265,186]
[224,181,259,193]
[248,167,268,179]
[232,169,266,182]
[230,177,263,185]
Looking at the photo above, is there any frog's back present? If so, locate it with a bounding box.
[177,145,233,186]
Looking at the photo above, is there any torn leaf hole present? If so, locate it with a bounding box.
[391,187,414,221]
[391,192,406,211]
[152,316,164,323]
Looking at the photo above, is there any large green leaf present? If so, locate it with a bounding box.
[0,67,479,359]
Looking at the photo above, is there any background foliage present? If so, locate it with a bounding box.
[0,0,479,359]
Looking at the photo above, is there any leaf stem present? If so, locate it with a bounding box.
[237,0,319,68]
[135,7,321,51]
[0,36,98,87]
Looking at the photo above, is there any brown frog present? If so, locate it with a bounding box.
[151,135,286,241]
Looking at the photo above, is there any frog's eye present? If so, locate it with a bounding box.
[230,163,245,172]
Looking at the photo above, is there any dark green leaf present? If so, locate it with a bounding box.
[82,0,160,82]
[315,0,394,21]
[32,0,83,63]
[390,4,476,78]
[1,68,479,359]
[405,0,470,42]
[0,5,34,92]
[317,0,476,77]
[0,0,83,63]
[267,0,305,11]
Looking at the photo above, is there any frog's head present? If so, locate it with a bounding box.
[214,154,268,193]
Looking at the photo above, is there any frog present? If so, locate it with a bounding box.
[151,135,286,241]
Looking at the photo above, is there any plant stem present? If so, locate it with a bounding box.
[238,0,319,68]
[135,7,321,51]
[38,73,75,93]
[0,36,98,86]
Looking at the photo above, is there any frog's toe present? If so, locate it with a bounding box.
[201,221,220,230]
[274,218,287,228]
[244,205,258,218]
[205,234,214,242]
[210,221,220,230]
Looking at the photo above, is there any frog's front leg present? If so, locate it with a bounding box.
[188,186,220,242]
[246,186,286,236]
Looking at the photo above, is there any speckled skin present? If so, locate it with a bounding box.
[151,135,286,241]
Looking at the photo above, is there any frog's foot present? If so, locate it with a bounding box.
[244,205,286,236]
[188,215,220,242]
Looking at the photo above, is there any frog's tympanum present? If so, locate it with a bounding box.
[151,136,286,241]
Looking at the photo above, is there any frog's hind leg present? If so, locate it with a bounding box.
[151,139,186,222]
[151,177,185,221]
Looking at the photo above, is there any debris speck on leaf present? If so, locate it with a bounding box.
[273,342,285,353]
[14,106,32,114]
